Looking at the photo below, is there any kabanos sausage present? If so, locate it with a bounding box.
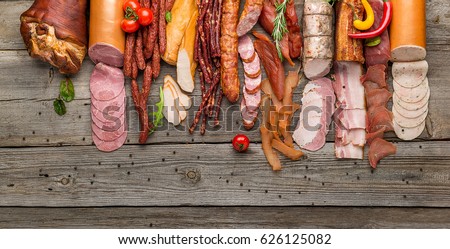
[220,0,240,103]
[89,0,125,67]
[390,0,426,62]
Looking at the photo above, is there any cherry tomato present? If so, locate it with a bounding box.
[232,134,250,152]
[137,7,153,26]
[121,19,140,33]
[123,0,141,12]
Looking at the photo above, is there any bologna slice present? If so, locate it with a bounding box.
[392,61,428,88]
[393,106,428,128]
[90,63,125,101]
[91,89,125,113]
[393,119,425,141]
[393,89,429,112]
[393,77,429,103]
[91,119,126,142]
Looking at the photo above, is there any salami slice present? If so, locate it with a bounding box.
[90,63,125,101]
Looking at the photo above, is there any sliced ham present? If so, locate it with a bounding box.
[392,61,428,88]
[91,103,124,125]
[293,78,335,151]
[91,105,125,131]
[91,120,126,142]
[90,63,125,101]
[90,89,125,114]
[368,138,397,168]
[92,130,128,152]
[364,0,390,67]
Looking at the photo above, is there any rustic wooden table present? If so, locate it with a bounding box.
[1,0,449,228]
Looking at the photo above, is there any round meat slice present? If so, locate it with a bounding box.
[238,35,255,61]
[393,96,428,119]
[240,98,258,130]
[92,130,128,152]
[393,105,428,128]
[91,103,125,126]
[90,63,125,101]
[91,89,125,113]
[394,120,425,141]
[393,77,429,103]
[303,58,332,81]
[243,86,261,113]
[91,106,125,132]
[243,53,260,76]
[244,73,261,94]
[392,61,428,88]
[91,119,126,142]
[393,89,429,111]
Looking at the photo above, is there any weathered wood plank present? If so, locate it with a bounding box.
[1,207,449,228]
[0,142,449,207]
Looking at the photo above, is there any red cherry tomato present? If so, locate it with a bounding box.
[232,134,250,152]
[137,7,153,26]
[121,19,140,33]
[123,0,141,12]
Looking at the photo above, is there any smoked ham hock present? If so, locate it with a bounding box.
[20,0,88,75]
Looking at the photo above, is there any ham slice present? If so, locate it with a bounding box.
[368,138,397,168]
[92,130,128,152]
[293,78,335,151]
[89,63,125,101]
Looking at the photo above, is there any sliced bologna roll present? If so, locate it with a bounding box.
[389,0,426,61]
[92,131,128,153]
[89,0,125,67]
[293,78,335,151]
[393,119,426,141]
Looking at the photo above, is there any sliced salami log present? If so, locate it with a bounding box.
[92,130,128,152]
[240,97,258,130]
[238,35,255,61]
[243,53,261,76]
[90,63,125,101]
[244,73,262,94]
[243,86,261,113]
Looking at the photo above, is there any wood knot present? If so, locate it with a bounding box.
[60,178,70,185]
[183,169,201,184]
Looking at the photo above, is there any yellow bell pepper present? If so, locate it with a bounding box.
[354,0,375,31]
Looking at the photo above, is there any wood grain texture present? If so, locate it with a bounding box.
[0,142,449,207]
[0,207,449,228]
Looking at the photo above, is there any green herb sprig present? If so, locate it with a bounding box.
[272,0,289,61]
[149,86,164,135]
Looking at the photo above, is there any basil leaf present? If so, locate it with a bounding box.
[59,78,75,102]
[149,86,165,135]
[53,98,66,116]
[165,11,172,23]
[365,36,381,47]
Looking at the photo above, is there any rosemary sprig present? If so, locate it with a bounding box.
[272,0,289,61]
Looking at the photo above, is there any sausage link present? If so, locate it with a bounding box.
[145,0,159,59]
[136,29,146,70]
[152,41,161,79]
[159,0,166,55]
[124,33,136,78]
